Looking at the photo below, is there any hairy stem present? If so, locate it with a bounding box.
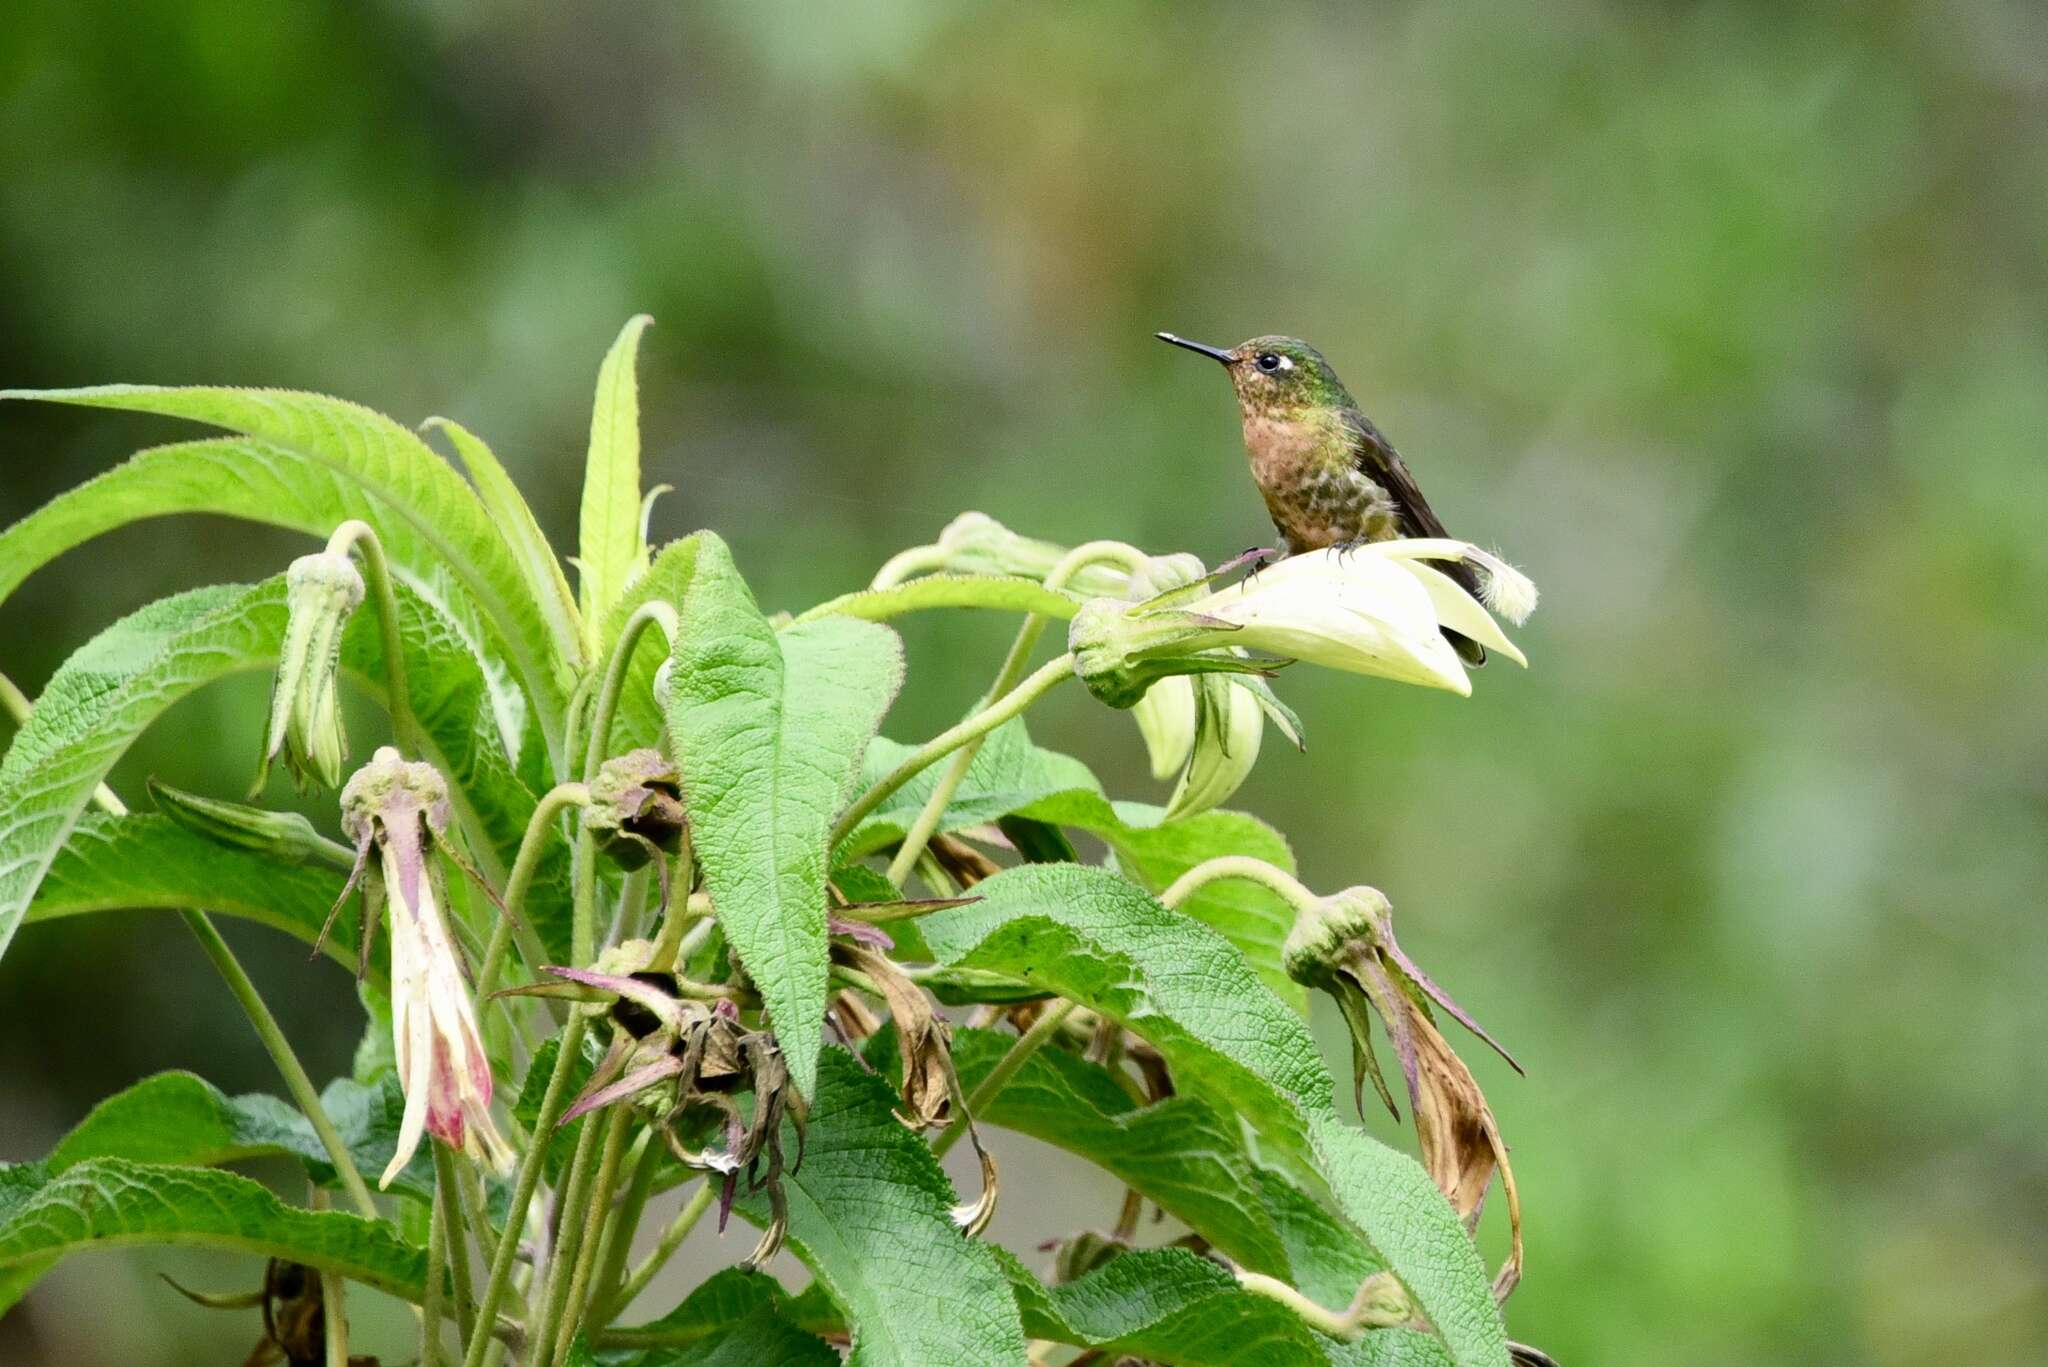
[435,1144,477,1354]
[1159,854,1320,914]
[883,542,1146,885]
[462,1013,589,1367]
[933,997,1078,1159]
[475,782,592,1012]
[422,1161,450,1366]
[589,1129,662,1324]
[549,1107,633,1366]
[602,1178,716,1322]
[831,652,1075,849]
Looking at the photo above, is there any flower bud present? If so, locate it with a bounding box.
[1164,675,1266,820]
[928,512,1133,597]
[263,551,364,791]
[585,748,687,870]
[148,777,353,870]
[1131,676,1197,782]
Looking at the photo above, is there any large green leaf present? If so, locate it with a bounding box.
[591,1267,836,1366]
[27,812,363,975]
[663,536,903,1097]
[1000,1246,1449,1367]
[950,1028,1293,1276]
[578,315,656,650]
[425,416,582,676]
[732,1049,1025,1366]
[0,577,554,967]
[0,1158,426,1315]
[999,1245,1346,1367]
[916,866,1506,1366]
[846,721,1304,1009]
[0,386,580,746]
[46,1069,433,1204]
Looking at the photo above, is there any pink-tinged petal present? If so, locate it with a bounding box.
[560,1056,687,1126]
[540,966,688,1030]
[828,917,894,951]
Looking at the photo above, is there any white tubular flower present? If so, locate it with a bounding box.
[338,748,512,1186]
[262,551,364,790]
[1132,676,1197,782]
[1069,540,1533,707]
[1165,675,1265,820]
[1186,543,1533,695]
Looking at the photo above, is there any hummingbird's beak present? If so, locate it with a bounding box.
[1155,332,1236,365]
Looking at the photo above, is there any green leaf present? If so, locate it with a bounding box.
[0,1158,426,1315]
[579,315,657,651]
[998,1245,1353,1367]
[592,1267,836,1366]
[27,812,364,976]
[45,1069,434,1204]
[916,866,1506,1366]
[791,574,1083,626]
[425,415,582,673]
[664,536,903,1097]
[950,1027,1294,1275]
[0,386,580,744]
[733,1049,1025,1366]
[848,721,1305,1011]
[0,576,555,967]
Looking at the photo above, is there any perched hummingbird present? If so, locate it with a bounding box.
[1157,331,1490,664]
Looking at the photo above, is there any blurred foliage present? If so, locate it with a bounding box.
[2,1,2045,1363]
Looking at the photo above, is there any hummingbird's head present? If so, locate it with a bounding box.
[1154,333,1353,415]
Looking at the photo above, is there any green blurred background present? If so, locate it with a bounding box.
[3,2,2045,1363]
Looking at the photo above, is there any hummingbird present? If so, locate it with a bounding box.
[1157,331,1491,664]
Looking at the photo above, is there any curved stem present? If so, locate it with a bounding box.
[1233,1269,1412,1340]
[884,542,1143,885]
[869,543,951,590]
[584,601,679,776]
[933,997,1077,1159]
[1159,854,1320,914]
[601,1178,716,1323]
[183,909,379,1218]
[475,782,591,1011]
[462,1013,589,1367]
[325,520,422,758]
[832,652,1075,851]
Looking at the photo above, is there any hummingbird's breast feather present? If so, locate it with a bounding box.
[1240,409,1396,552]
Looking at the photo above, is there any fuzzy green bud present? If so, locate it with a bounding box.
[148,777,354,870]
[263,550,364,791]
[586,747,686,870]
[1282,886,1390,989]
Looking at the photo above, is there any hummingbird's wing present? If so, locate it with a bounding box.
[1343,409,1488,665]
[1342,408,1450,539]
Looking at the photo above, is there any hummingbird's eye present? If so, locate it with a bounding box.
[1255,352,1282,372]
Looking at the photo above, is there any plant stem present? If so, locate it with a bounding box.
[933,997,1078,1159]
[325,519,423,757]
[832,652,1075,849]
[528,1103,607,1363]
[603,1178,716,1321]
[868,543,950,589]
[589,1129,662,1324]
[435,1144,477,1354]
[1233,1269,1412,1340]
[1158,855,1320,914]
[475,782,592,1011]
[181,909,380,1218]
[549,1107,633,1366]
[883,541,1143,885]
[584,601,678,776]
[422,1161,450,1367]
[462,1013,589,1367]
[311,1187,350,1367]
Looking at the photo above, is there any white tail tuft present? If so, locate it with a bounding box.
[1468,548,1539,626]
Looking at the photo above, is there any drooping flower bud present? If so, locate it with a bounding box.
[585,748,687,870]
[1285,886,1525,1301]
[262,551,364,791]
[1163,674,1266,820]
[337,748,511,1185]
[148,777,353,870]
[913,512,1136,597]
